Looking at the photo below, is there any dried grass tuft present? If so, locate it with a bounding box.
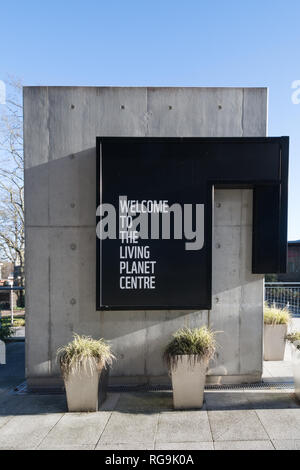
[286,331,300,346]
[57,333,115,379]
[264,303,290,325]
[163,326,216,370]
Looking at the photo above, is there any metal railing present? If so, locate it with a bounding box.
[265,282,300,317]
[0,286,24,325]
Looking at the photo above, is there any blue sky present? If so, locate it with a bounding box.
[1,0,299,239]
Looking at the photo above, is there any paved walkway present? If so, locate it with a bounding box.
[1,343,300,450]
[262,341,294,383]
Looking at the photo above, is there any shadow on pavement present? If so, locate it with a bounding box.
[0,342,299,417]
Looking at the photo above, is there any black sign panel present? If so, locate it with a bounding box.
[96,137,289,310]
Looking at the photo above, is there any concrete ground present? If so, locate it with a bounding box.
[263,342,294,383]
[262,318,300,384]
[1,342,300,450]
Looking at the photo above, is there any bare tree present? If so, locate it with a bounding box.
[0,78,24,296]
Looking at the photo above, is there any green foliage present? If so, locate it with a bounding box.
[265,274,278,282]
[0,322,13,341]
[13,318,25,327]
[264,303,290,325]
[0,316,25,327]
[57,333,115,379]
[163,326,216,370]
[286,332,300,344]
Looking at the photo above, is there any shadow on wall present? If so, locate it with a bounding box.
[25,148,262,383]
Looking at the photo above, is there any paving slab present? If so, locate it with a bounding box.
[115,392,173,412]
[214,440,274,450]
[99,411,158,445]
[100,393,121,411]
[0,343,25,378]
[40,411,111,447]
[245,391,299,409]
[272,439,300,450]
[155,441,214,450]
[0,394,26,416]
[0,394,52,435]
[0,413,63,450]
[156,411,212,443]
[0,377,24,396]
[256,409,300,439]
[0,342,25,400]
[205,391,251,410]
[208,410,269,441]
[12,394,67,415]
[262,365,273,378]
[0,415,12,430]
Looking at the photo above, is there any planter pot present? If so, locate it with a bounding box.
[64,360,107,412]
[170,355,208,409]
[263,324,287,361]
[291,341,300,400]
[99,365,109,406]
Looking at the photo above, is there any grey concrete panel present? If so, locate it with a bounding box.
[211,191,264,377]
[206,373,262,385]
[98,310,148,377]
[25,227,50,378]
[147,87,243,137]
[239,225,264,374]
[47,87,147,161]
[210,213,243,376]
[49,149,96,226]
[243,88,268,137]
[24,87,267,387]
[214,189,253,227]
[23,87,49,169]
[48,227,101,374]
[25,164,49,226]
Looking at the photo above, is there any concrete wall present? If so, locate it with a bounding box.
[24,87,267,389]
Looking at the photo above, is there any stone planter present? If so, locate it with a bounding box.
[170,355,208,409]
[263,324,287,361]
[291,341,300,400]
[64,361,108,412]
